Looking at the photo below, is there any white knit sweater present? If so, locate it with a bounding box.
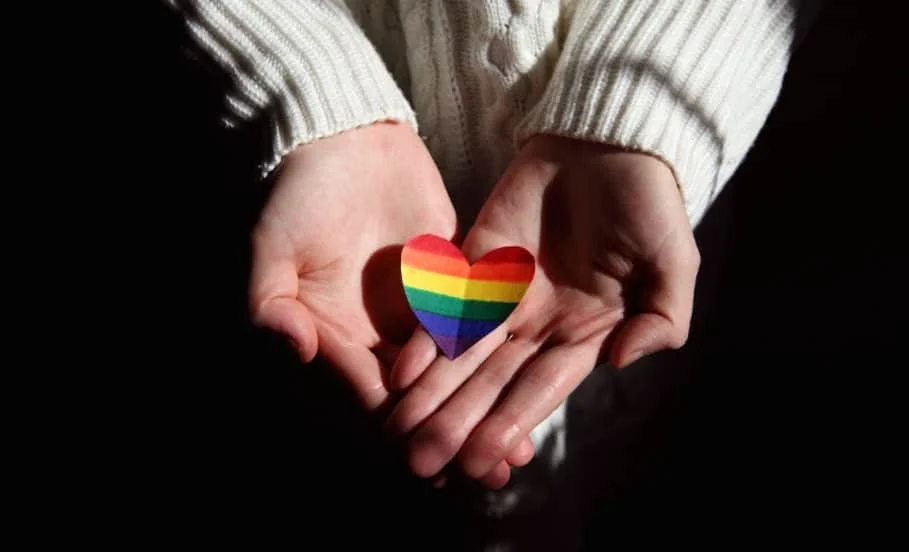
[168,0,802,229]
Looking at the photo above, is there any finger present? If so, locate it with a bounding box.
[431,474,448,489]
[610,239,700,368]
[373,342,403,372]
[249,230,318,362]
[458,341,600,479]
[251,296,318,363]
[389,328,438,392]
[383,325,511,440]
[428,438,530,490]
[405,338,537,478]
[479,460,511,490]
[317,325,390,412]
[608,314,680,368]
[505,436,535,467]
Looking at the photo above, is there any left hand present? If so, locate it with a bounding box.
[384,134,701,485]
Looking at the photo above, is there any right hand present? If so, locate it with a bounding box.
[249,122,458,412]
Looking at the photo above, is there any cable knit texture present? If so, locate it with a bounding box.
[168,0,802,227]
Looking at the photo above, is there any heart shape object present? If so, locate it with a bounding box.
[401,234,535,360]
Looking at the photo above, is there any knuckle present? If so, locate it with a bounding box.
[486,430,515,463]
[476,359,515,390]
[418,415,467,459]
[462,424,518,478]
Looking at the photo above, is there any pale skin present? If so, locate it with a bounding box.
[250,122,700,489]
[248,122,533,489]
[385,134,700,487]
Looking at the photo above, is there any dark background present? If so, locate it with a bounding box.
[134,1,899,547]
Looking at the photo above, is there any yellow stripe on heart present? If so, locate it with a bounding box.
[401,266,530,303]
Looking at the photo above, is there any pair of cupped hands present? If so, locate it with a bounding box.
[250,122,699,489]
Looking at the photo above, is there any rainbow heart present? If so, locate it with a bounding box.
[401,234,535,360]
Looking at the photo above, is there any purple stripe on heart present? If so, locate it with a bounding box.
[431,334,485,360]
[412,309,502,337]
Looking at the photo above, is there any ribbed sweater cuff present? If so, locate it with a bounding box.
[517,1,799,226]
[171,0,418,178]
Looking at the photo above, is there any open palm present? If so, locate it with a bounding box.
[249,123,457,411]
[386,135,700,483]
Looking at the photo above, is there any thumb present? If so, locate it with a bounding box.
[318,327,392,413]
[249,232,318,362]
[251,296,318,363]
[610,236,700,369]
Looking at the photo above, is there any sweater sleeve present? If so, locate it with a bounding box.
[165,0,418,178]
[516,1,813,227]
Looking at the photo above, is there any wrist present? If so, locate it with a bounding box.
[523,133,681,195]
